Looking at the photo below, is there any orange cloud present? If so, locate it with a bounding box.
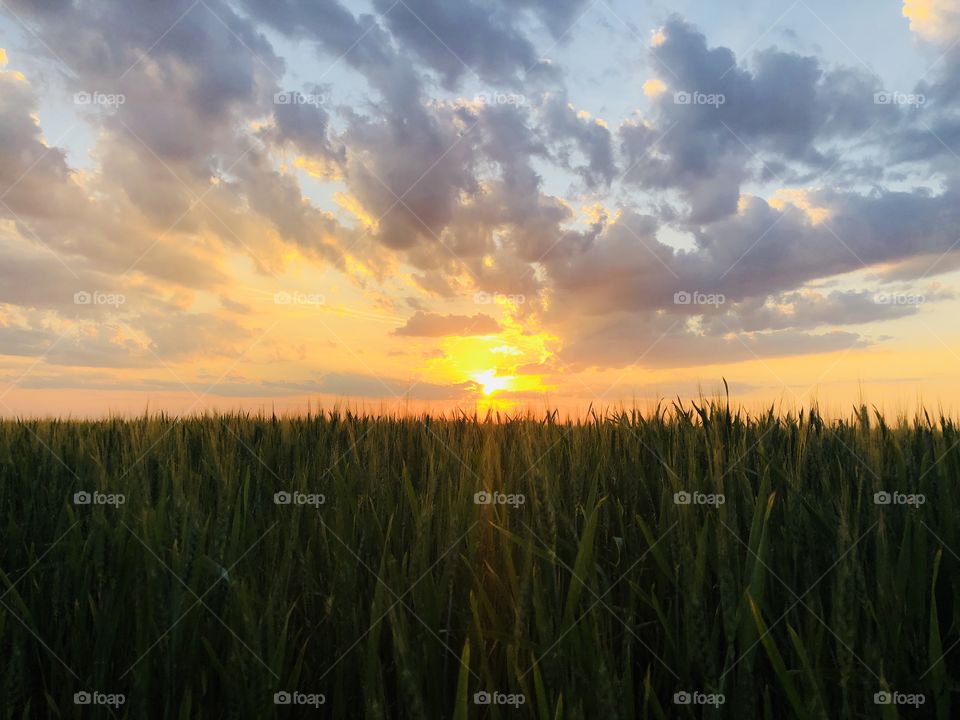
[903,0,960,40]
[643,79,668,97]
[769,189,831,225]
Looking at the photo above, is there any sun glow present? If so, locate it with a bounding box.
[424,297,557,408]
[473,368,513,396]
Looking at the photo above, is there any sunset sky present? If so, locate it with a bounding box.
[0,0,958,417]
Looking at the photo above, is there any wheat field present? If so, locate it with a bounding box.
[1,403,957,718]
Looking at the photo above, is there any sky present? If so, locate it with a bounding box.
[0,0,958,417]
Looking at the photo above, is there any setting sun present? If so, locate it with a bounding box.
[472,369,513,396]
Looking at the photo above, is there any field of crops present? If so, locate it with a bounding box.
[1,403,958,718]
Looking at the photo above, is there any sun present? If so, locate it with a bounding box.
[472,369,513,396]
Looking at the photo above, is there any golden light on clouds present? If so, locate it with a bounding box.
[643,79,668,97]
[581,203,609,225]
[293,155,342,180]
[334,191,379,231]
[903,0,958,40]
[0,47,26,83]
[770,189,831,225]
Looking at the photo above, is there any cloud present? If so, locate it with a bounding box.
[559,311,868,370]
[903,0,960,41]
[542,94,616,187]
[702,290,939,334]
[393,312,501,337]
[533,183,959,370]
[10,372,464,401]
[507,0,591,39]
[267,94,344,172]
[318,372,466,401]
[369,0,542,88]
[620,16,894,223]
